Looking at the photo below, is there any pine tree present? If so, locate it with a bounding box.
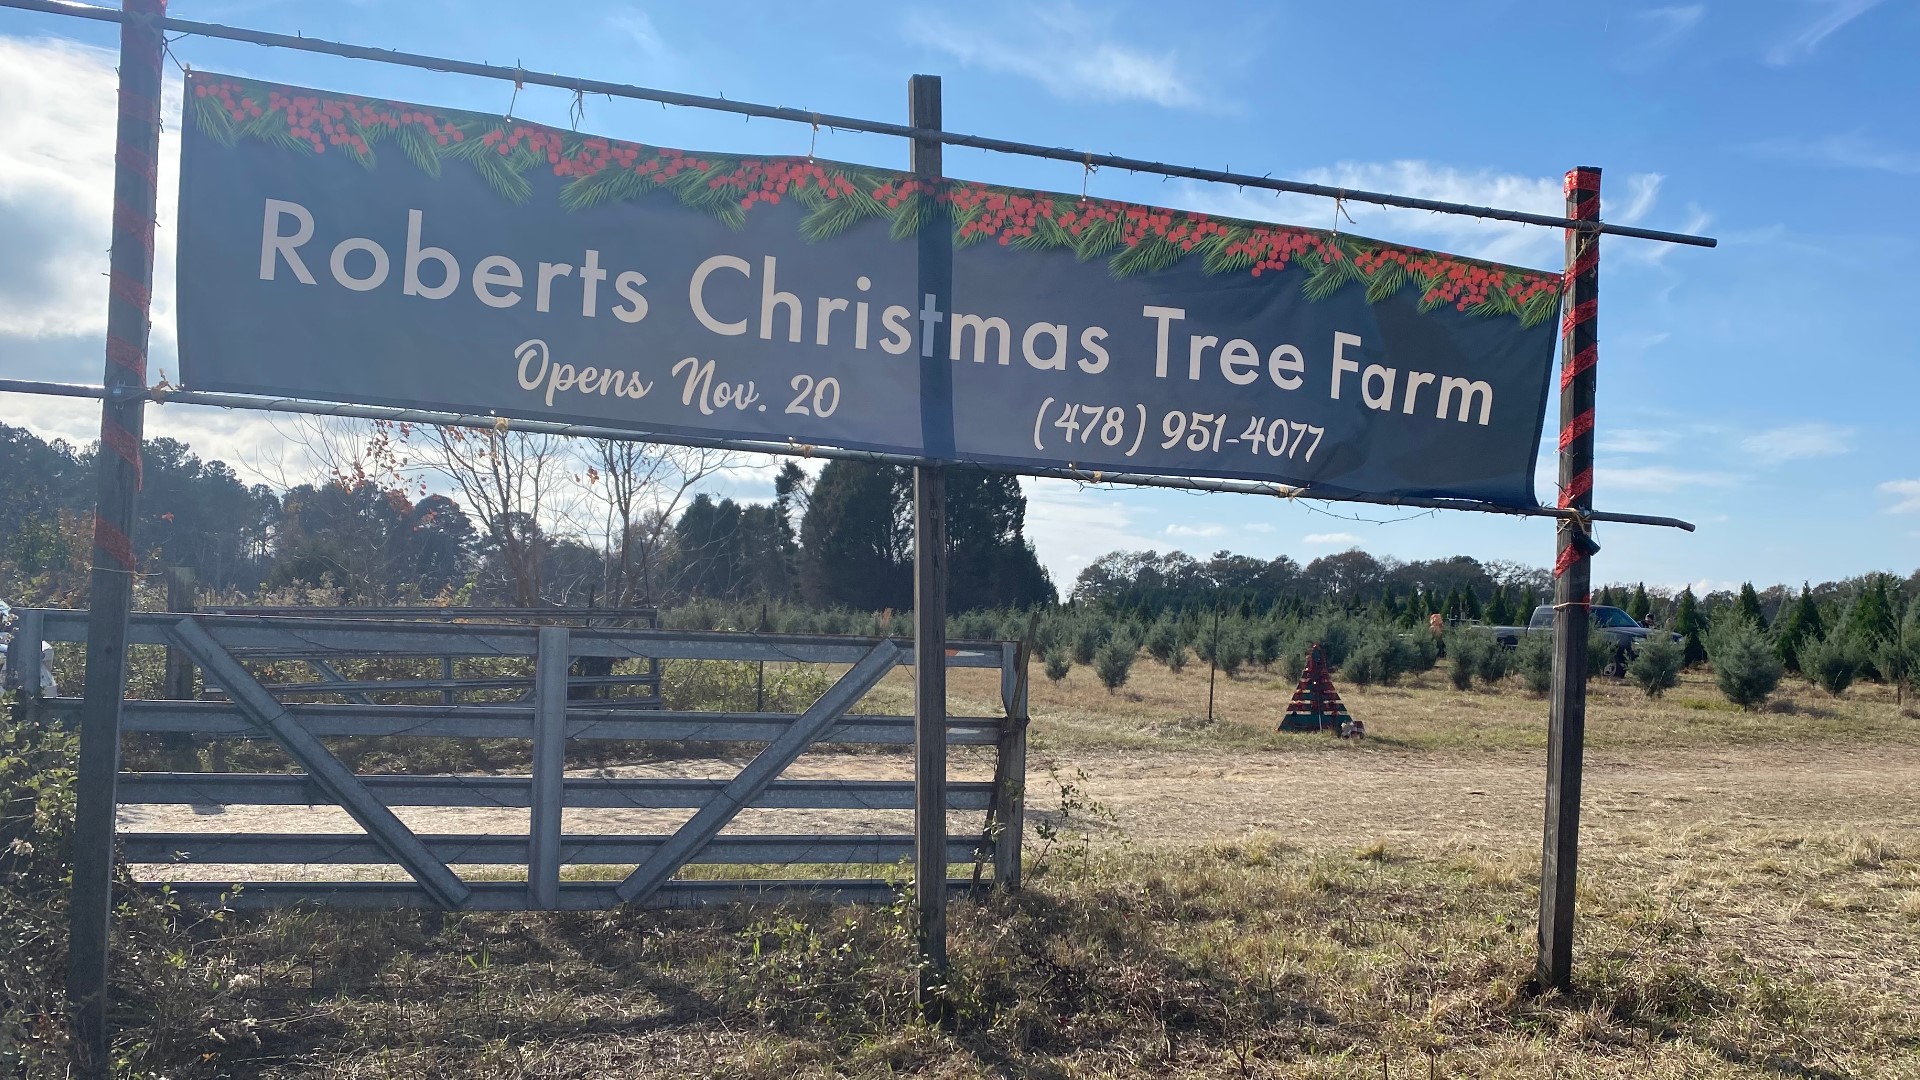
[1773,584,1825,673]
[1674,586,1708,667]
[1443,585,1464,623]
[1464,586,1484,623]
[1844,574,1899,679]
[1522,586,1540,619]
[1628,582,1651,625]
[1486,587,1514,628]
[1597,585,1618,609]
[1736,582,1767,629]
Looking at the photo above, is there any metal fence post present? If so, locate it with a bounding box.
[529,626,570,909]
[1537,166,1601,993]
[68,2,167,1072]
[6,609,47,733]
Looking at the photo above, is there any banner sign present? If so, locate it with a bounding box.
[179,73,1563,506]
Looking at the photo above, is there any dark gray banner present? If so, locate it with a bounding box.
[179,73,1562,506]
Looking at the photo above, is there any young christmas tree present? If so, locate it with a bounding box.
[1464,586,1484,623]
[1736,582,1767,629]
[1674,586,1709,667]
[1773,583,1825,673]
[1628,582,1652,625]
[1487,587,1514,627]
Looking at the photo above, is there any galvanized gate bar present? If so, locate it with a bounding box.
[159,877,983,911]
[121,831,985,865]
[84,699,1005,744]
[615,640,905,903]
[116,772,998,810]
[36,610,1007,665]
[528,626,569,909]
[166,616,472,909]
[302,659,379,707]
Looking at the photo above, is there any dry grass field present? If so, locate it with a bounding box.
[91,658,1920,1077]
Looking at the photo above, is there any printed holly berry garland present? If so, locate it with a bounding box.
[191,75,1564,327]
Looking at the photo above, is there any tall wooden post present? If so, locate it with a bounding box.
[909,72,952,1018]
[69,1,167,1072]
[1537,166,1600,993]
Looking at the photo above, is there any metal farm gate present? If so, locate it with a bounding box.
[5,609,1027,910]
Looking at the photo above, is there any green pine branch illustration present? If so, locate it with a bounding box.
[188,73,1566,325]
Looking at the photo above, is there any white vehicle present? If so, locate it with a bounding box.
[0,600,59,697]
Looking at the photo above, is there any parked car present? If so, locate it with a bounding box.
[1491,604,1675,651]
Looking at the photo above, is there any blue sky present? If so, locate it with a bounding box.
[1,0,1915,594]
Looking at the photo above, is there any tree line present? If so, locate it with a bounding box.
[0,423,1053,613]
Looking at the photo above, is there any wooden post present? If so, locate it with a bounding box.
[68,2,166,1072]
[1537,166,1601,993]
[909,72,952,1019]
[528,626,570,909]
[162,567,198,768]
[1206,606,1221,723]
[990,640,1029,889]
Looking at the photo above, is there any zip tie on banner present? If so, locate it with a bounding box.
[808,114,819,161]
[492,415,510,434]
[1082,151,1094,201]
[506,65,524,120]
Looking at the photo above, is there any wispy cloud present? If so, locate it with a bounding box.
[1302,532,1361,545]
[904,4,1210,109]
[1880,479,1920,514]
[1766,0,1884,65]
[1179,162,1684,269]
[1745,132,1920,175]
[1598,428,1677,455]
[1739,422,1853,464]
[606,9,667,58]
[1165,523,1225,538]
[1623,5,1707,66]
[1597,465,1741,493]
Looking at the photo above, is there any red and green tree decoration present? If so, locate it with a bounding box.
[192,74,1564,326]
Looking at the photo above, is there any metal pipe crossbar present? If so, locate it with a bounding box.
[0,378,1698,531]
[0,0,1717,248]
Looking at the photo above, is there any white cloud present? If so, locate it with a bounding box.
[1630,5,1707,61]
[606,9,667,57]
[1177,162,1685,270]
[1165,523,1225,538]
[1019,478,1165,585]
[1766,0,1884,65]
[1301,531,1360,545]
[0,36,183,371]
[1596,465,1741,493]
[905,4,1209,109]
[1597,428,1676,455]
[1739,422,1852,464]
[1744,132,1920,175]
[1879,479,1920,514]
